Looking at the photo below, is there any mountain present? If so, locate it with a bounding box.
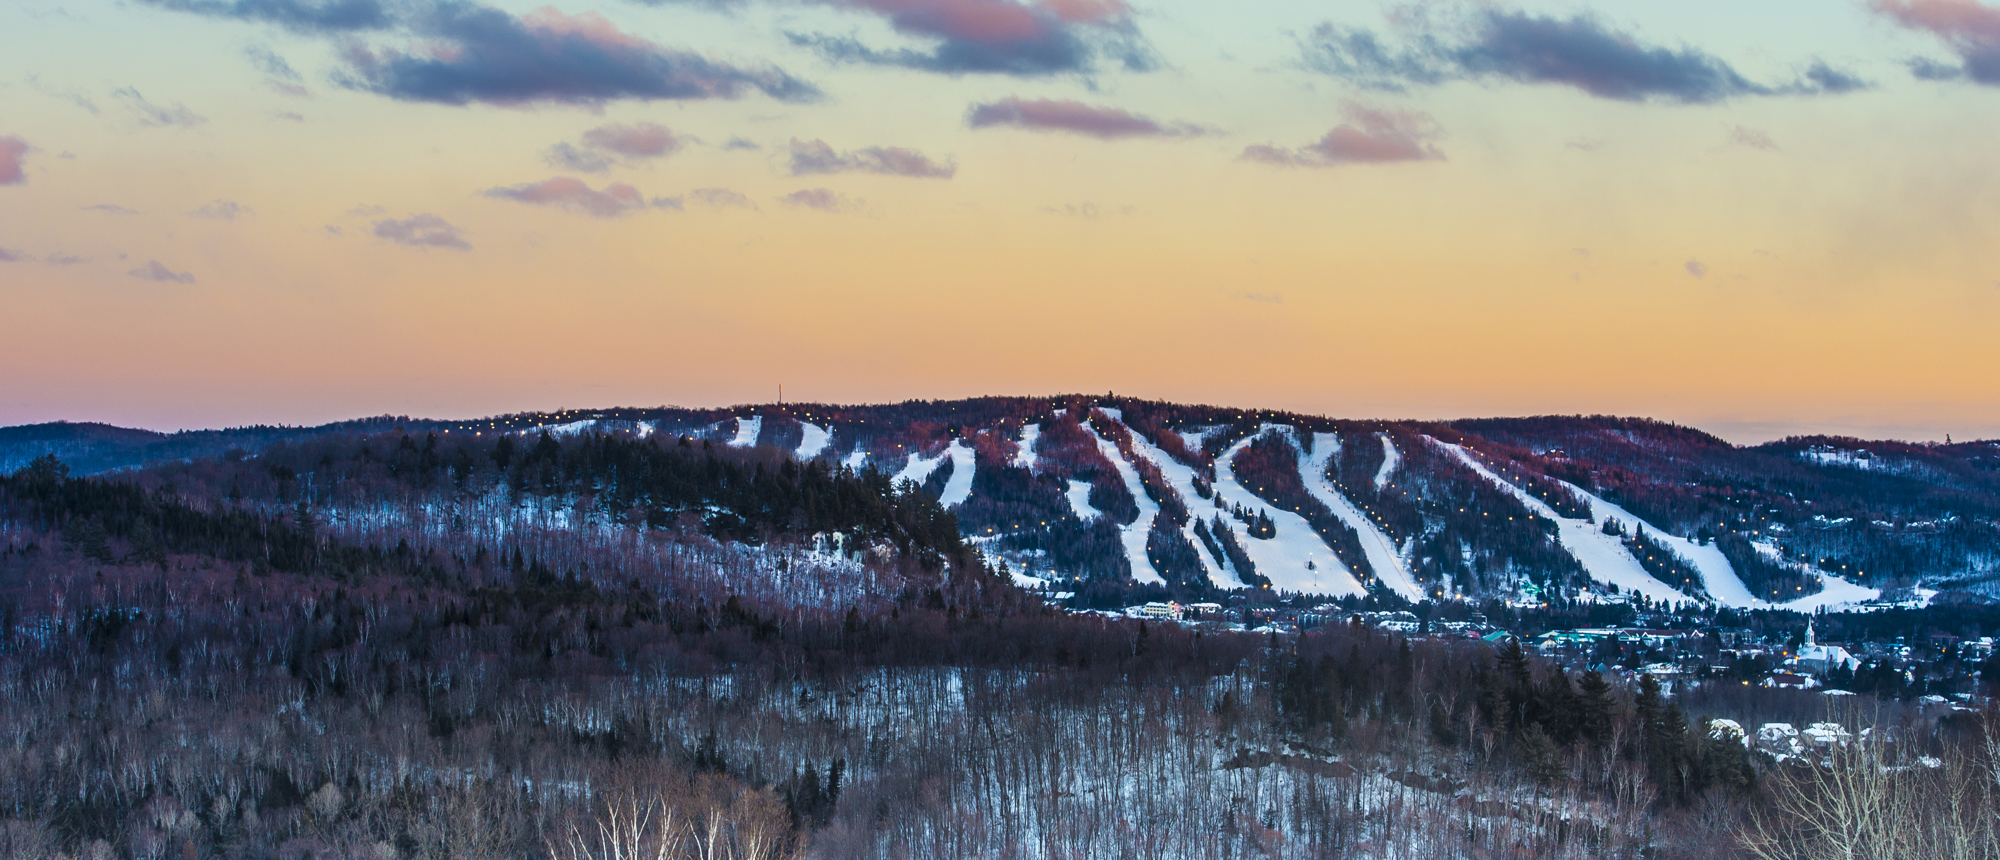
[6,395,1997,610]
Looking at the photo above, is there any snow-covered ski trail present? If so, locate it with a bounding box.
[936,440,977,508]
[1097,409,1244,589]
[1302,432,1424,602]
[892,447,948,490]
[1064,480,1102,523]
[728,416,762,448]
[1211,426,1366,596]
[1013,424,1040,471]
[1374,433,1401,489]
[796,422,831,459]
[1434,439,1694,606]
[1084,416,1166,585]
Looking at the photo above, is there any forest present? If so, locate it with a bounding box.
[4,422,2000,860]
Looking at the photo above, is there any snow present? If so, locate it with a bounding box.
[937,439,977,509]
[1374,433,1401,489]
[891,447,949,489]
[1176,425,1223,452]
[1013,424,1041,471]
[796,422,831,459]
[1302,432,1424,602]
[1434,439,1695,607]
[1064,480,1102,522]
[1098,410,1245,589]
[1211,425,1367,596]
[843,450,869,471]
[536,420,597,438]
[1748,540,1883,612]
[728,416,762,448]
[1554,478,1759,608]
[1084,415,1166,586]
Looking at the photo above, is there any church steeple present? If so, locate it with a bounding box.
[1805,619,1816,649]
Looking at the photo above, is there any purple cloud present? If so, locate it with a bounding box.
[1686,259,1708,278]
[1873,0,2000,84]
[193,200,254,220]
[545,121,683,172]
[485,177,650,218]
[373,213,471,249]
[128,260,197,283]
[114,87,207,128]
[791,0,1152,76]
[1727,125,1777,150]
[789,138,956,178]
[339,6,819,106]
[0,246,23,262]
[688,187,754,209]
[1241,102,1444,168]
[1302,10,1865,102]
[965,96,1205,138]
[0,136,27,185]
[780,188,853,212]
[137,0,391,33]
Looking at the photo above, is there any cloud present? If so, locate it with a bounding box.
[46,253,91,265]
[1726,125,1778,150]
[373,213,471,249]
[779,188,853,212]
[338,6,819,106]
[0,247,23,262]
[82,204,141,215]
[650,196,685,210]
[484,177,651,218]
[1301,10,1864,103]
[788,139,956,178]
[274,110,308,121]
[128,260,197,283]
[1872,0,2000,84]
[192,200,254,219]
[688,187,754,209]
[137,0,390,32]
[788,0,1152,76]
[248,46,315,97]
[0,136,28,185]
[1240,102,1444,167]
[722,136,761,151]
[1685,259,1708,278]
[114,87,208,127]
[965,96,1205,138]
[545,121,683,171]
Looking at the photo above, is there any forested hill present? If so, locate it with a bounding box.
[6,396,1998,608]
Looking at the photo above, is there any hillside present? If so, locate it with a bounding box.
[5,397,1997,612]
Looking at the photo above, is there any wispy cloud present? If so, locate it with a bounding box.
[114,87,208,127]
[373,213,470,249]
[337,6,819,106]
[0,136,29,185]
[545,122,683,172]
[780,187,854,212]
[192,200,254,220]
[0,246,24,262]
[136,0,392,33]
[484,177,651,218]
[789,138,956,178]
[128,260,197,283]
[1726,125,1778,150]
[688,187,755,209]
[1872,0,2000,84]
[966,96,1206,138]
[1685,259,1708,278]
[788,0,1152,77]
[1300,10,1866,103]
[1241,102,1444,168]
[722,136,761,151]
[82,204,142,215]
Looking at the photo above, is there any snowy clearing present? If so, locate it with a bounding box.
[1435,439,1695,606]
[1064,480,1101,523]
[1211,426,1366,596]
[1750,540,1884,612]
[937,439,977,509]
[1374,433,1401,489]
[891,447,949,489]
[842,450,869,471]
[1085,416,1166,586]
[728,416,762,448]
[1100,410,1246,589]
[796,422,831,459]
[1303,432,1424,602]
[1013,424,1041,471]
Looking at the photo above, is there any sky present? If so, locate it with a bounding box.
[2,0,1998,443]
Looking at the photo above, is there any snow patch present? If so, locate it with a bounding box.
[1085,415,1166,586]
[1101,410,1246,590]
[796,422,831,459]
[1064,480,1102,522]
[842,449,869,472]
[1013,424,1041,471]
[892,447,949,489]
[937,439,977,508]
[1374,433,1401,489]
[728,416,762,448]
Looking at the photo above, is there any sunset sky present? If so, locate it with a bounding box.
[3,0,1998,442]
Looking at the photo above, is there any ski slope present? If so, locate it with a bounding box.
[1013,424,1040,471]
[1559,480,1761,607]
[892,447,949,490]
[1302,432,1424,602]
[937,439,977,508]
[1374,434,1401,489]
[1435,439,1695,606]
[1098,410,1245,589]
[1212,426,1366,596]
[796,422,831,459]
[1084,416,1166,585]
[842,450,869,471]
[1064,480,1102,523]
[728,416,762,448]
